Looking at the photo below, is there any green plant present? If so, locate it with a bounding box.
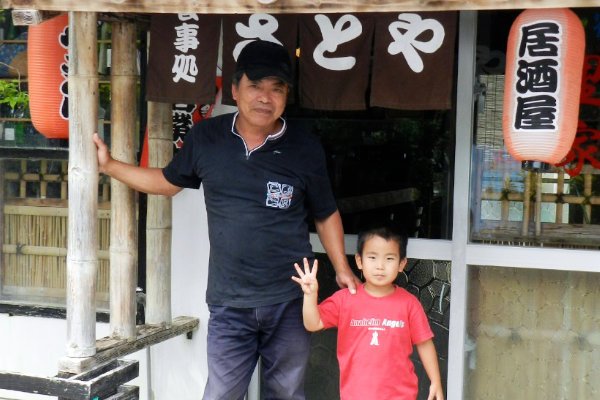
[0,77,29,112]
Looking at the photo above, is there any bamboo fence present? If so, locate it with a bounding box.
[0,158,112,306]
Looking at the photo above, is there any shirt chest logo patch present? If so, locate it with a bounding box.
[266,182,293,209]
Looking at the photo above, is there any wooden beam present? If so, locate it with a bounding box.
[0,371,91,398]
[2,243,109,259]
[58,316,199,374]
[1,0,598,14]
[0,301,110,322]
[336,188,420,214]
[69,360,139,399]
[3,204,110,218]
[10,9,43,24]
[10,9,61,25]
[10,11,150,26]
[0,360,138,400]
[66,11,100,358]
[104,385,139,400]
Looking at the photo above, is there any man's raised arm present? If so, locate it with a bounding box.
[93,133,182,197]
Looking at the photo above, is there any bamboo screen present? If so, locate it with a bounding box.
[472,75,600,248]
[0,158,111,306]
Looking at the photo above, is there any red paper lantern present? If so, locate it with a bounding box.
[28,14,69,139]
[503,8,585,165]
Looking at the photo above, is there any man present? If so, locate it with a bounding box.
[94,39,359,399]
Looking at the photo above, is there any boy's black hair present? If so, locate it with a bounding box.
[356,226,408,260]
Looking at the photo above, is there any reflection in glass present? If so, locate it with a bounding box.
[288,109,454,239]
[472,9,600,249]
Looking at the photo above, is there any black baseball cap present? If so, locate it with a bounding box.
[235,40,293,85]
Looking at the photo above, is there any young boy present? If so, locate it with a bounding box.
[292,226,444,400]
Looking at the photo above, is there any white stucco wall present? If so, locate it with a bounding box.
[148,187,210,400]
[147,99,239,400]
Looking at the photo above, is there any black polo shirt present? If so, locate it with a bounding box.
[163,112,337,307]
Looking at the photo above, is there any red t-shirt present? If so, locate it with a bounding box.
[319,284,433,400]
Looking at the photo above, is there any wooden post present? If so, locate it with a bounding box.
[40,160,48,199]
[66,11,99,358]
[0,160,4,297]
[61,160,68,200]
[501,171,510,222]
[521,170,531,237]
[109,21,139,339]
[145,101,173,325]
[19,160,26,198]
[534,171,542,236]
[556,171,564,223]
[583,172,592,224]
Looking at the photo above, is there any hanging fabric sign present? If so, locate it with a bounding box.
[140,77,223,168]
[146,13,220,104]
[299,13,373,110]
[370,12,457,110]
[221,13,298,106]
[27,13,69,139]
[173,76,223,151]
[146,12,457,112]
[503,8,585,164]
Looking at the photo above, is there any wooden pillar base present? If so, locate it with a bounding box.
[59,315,199,374]
[0,359,138,400]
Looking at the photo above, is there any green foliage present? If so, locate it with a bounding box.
[0,78,29,111]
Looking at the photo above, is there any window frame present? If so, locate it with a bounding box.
[448,10,600,400]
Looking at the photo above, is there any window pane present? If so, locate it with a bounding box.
[471,9,600,249]
[289,109,454,239]
[466,265,600,399]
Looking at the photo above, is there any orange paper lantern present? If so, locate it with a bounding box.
[28,14,69,139]
[503,8,585,165]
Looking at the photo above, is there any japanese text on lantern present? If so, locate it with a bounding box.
[59,25,69,120]
[171,13,200,83]
[514,21,561,131]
